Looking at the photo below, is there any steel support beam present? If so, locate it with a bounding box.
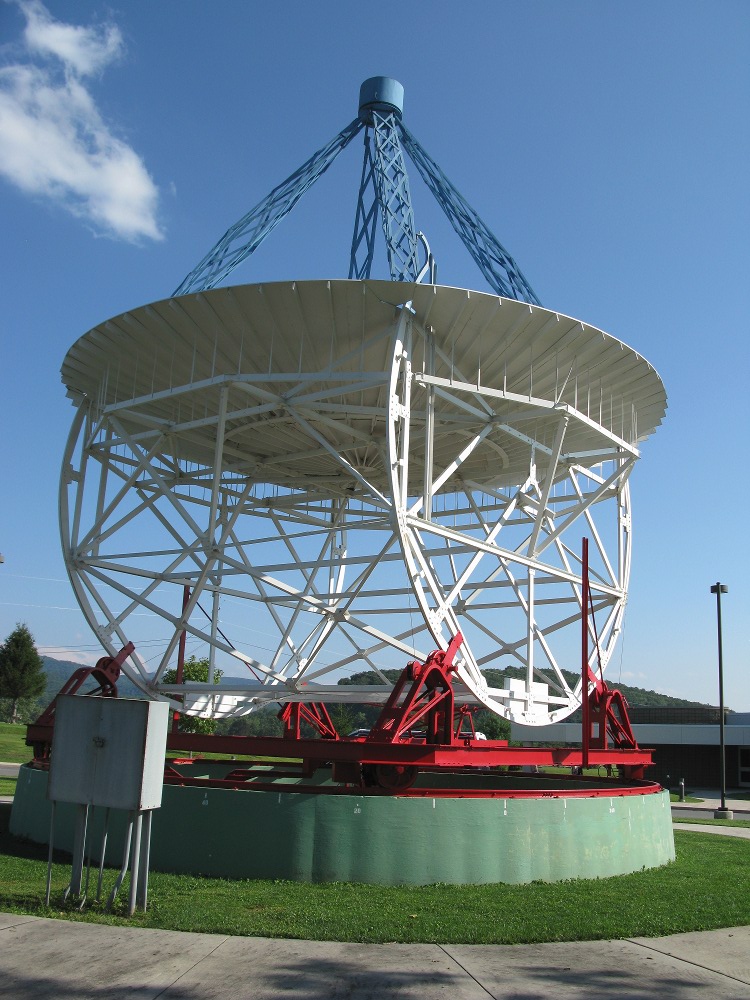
[399,123,540,304]
[174,119,362,295]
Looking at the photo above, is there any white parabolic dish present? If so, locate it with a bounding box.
[60,280,666,726]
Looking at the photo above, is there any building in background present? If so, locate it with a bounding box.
[512,710,750,789]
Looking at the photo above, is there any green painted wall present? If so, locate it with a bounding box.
[10,765,675,885]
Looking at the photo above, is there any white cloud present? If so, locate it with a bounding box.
[0,2,162,242]
[21,0,124,77]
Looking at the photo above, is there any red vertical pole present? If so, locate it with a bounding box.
[581,537,590,769]
[172,585,190,734]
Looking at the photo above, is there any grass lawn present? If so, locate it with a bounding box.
[0,778,17,797]
[673,816,750,829]
[0,801,748,944]
[0,723,30,764]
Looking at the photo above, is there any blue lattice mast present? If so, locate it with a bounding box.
[349,78,420,283]
[174,77,540,304]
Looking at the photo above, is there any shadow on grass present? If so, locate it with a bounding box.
[0,802,71,865]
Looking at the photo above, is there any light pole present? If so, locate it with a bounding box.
[710,583,731,819]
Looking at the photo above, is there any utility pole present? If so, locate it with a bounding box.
[710,583,732,819]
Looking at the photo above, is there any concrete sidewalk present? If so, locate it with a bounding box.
[674,822,750,838]
[1,913,749,999]
[671,790,750,816]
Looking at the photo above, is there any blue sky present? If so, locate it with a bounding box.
[0,1,748,707]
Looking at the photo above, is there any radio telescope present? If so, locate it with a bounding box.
[60,79,665,726]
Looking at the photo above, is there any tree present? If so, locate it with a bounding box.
[162,655,223,734]
[0,623,46,724]
[474,710,511,741]
[329,703,369,736]
[216,709,285,738]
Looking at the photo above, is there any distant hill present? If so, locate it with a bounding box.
[594,681,714,709]
[480,666,716,710]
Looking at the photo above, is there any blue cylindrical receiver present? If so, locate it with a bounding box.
[358,77,404,123]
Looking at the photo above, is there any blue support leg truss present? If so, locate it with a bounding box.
[174,118,363,296]
[349,132,379,279]
[399,123,540,305]
[370,112,420,283]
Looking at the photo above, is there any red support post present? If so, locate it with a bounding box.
[278,702,339,742]
[172,585,190,734]
[581,537,590,770]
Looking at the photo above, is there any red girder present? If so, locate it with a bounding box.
[165,729,652,770]
[279,701,338,741]
[366,632,463,746]
[162,761,662,798]
[588,684,639,751]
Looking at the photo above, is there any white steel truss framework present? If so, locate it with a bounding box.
[60,284,650,727]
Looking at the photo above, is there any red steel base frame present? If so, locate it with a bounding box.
[162,734,654,795]
[27,634,653,796]
[163,755,662,798]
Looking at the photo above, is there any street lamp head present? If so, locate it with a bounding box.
[710,583,728,595]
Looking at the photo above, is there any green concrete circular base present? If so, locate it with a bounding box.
[10,765,675,885]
